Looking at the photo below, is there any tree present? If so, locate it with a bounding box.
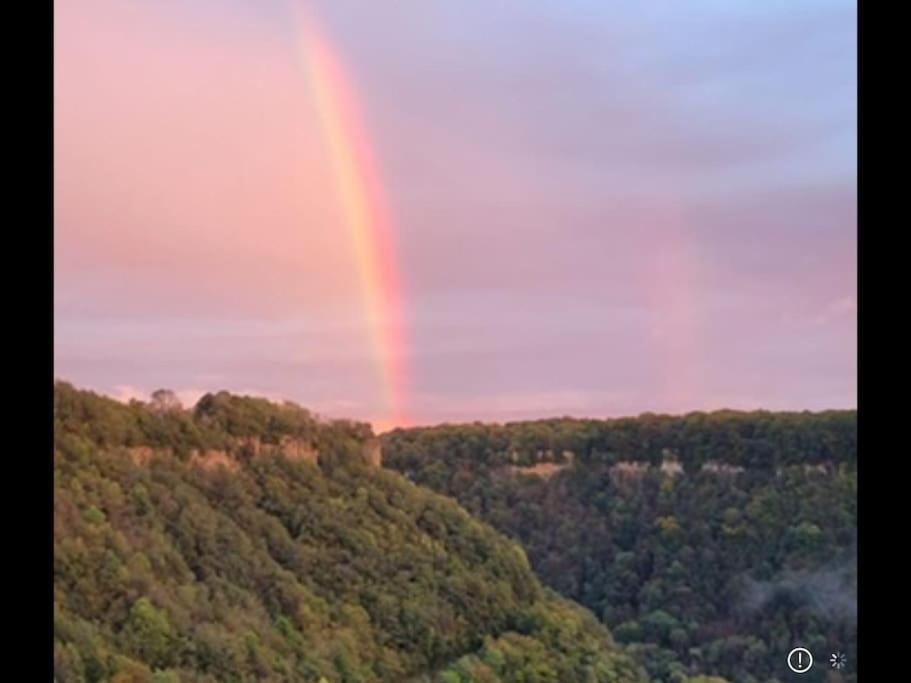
[123,598,174,668]
[150,389,182,414]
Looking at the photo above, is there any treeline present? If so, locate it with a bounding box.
[54,381,372,461]
[382,413,857,683]
[54,383,650,683]
[383,410,855,475]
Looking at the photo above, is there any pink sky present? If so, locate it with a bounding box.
[55,0,856,428]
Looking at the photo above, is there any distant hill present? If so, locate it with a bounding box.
[381,412,857,683]
[53,382,648,683]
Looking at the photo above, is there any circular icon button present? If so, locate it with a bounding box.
[787,647,813,674]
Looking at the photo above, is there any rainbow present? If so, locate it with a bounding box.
[292,7,408,429]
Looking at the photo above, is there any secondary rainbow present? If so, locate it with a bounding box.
[293,7,408,429]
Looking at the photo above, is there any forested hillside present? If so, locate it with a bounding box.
[382,413,857,683]
[53,383,648,683]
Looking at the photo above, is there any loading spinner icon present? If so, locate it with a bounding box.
[829,652,847,670]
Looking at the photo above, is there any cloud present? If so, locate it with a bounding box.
[739,548,857,621]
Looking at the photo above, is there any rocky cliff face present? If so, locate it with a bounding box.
[278,436,319,463]
[190,448,239,471]
[362,438,382,467]
[129,435,379,471]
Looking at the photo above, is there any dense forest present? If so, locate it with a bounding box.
[54,382,855,682]
[54,382,649,683]
[382,413,857,683]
